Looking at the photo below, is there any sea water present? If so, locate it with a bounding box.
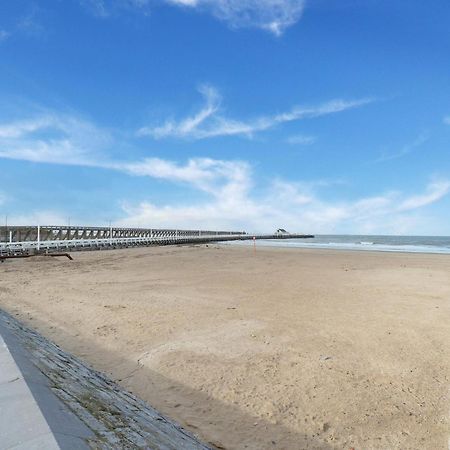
[230,235,450,254]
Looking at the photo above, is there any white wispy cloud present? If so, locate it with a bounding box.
[0,6,45,44]
[80,0,304,35]
[110,157,450,233]
[373,133,429,163]
[138,85,374,140]
[17,7,45,37]
[79,0,152,17]
[0,111,251,199]
[0,30,10,42]
[443,116,450,125]
[1,109,448,234]
[140,85,221,140]
[117,157,251,197]
[4,210,74,227]
[0,113,111,166]
[165,0,306,36]
[119,171,450,234]
[398,180,450,211]
[80,0,109,17]
[0,116,56,138]
[285,134,316,145]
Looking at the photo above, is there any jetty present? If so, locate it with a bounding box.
[0,225,314,257]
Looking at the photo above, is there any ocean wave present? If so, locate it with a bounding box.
[228,239,450,254]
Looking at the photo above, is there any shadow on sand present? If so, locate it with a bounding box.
[61,336,334,449]
[1,308,334,450]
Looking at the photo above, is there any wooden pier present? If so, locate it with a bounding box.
[0,225,314,256]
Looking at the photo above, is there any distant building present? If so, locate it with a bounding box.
[276,228,289,235]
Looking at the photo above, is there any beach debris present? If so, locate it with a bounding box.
[209,441,226,450]
[320,355,332,361]
[0,252,73,261]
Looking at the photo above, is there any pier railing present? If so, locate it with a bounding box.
[0,225,313,256]
[0,225,245,243]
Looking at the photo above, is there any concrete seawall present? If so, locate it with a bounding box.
[0,310,212,449]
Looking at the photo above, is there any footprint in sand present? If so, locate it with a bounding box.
[94,325,117,337]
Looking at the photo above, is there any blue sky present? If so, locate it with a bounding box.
[0,0,449,234]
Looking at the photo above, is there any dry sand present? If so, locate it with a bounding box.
[0,245,449,449]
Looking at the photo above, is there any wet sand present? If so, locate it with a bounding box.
[0,245,449,449]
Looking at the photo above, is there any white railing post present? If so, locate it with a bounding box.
[37,225,40,251]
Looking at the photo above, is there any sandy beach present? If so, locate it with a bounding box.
[0,245,449,449]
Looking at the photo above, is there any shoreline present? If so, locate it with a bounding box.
[224,239,450,255]
[1,245,449,449]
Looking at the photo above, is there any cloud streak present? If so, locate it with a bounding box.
[79,0,152,17]
[138,85,374,140]
[0,109,448,234]
[0,113,111,166]
[119,172,450,234]
[0,6,44,44]
[165,0,306,36]
[80,0,304,35]
[0,30,10,42]
[285,134,316,145]
[398,180,450,211]
[372,133,429,163]
[117,157,251,199]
